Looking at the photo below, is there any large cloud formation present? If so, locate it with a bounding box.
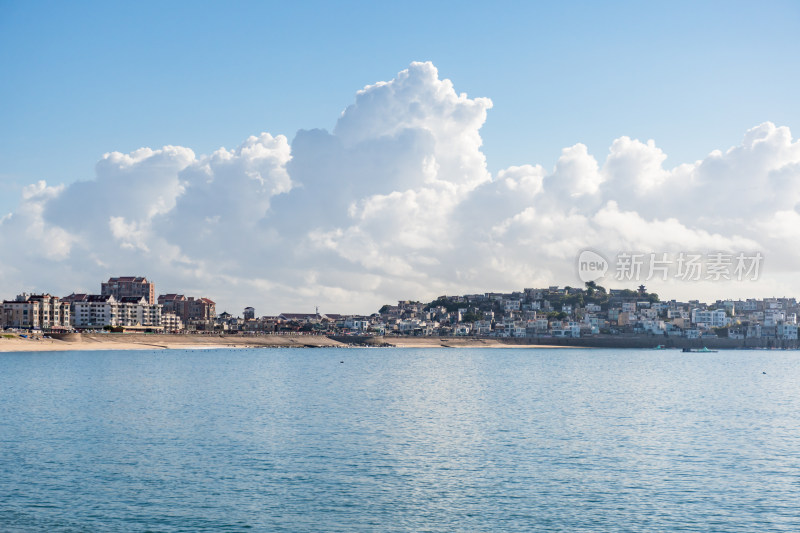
[1,62,799,314]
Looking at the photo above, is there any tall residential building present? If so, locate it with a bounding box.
[101,276,156,305]
[28,294,71,330]
[1,293,71,330]
[69,294,162,329]
[71,294,118,328]
[117,296,162,327]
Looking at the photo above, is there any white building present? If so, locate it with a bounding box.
[397,319,426,334]
[72,295,117,328]
[71,294,162,329]
[161,312,183,332]
[764,311,786,327]
[551,325,580,338]
[641,308,658,319]
[117,296,162,327]
[639,319,665,333]
[454,324,472,336]
[691,309,729,328]
[777,324,798,340]
[741,300,759,311]
[473,320,492,335]
[344,317,370,331]
[667,308,688,319]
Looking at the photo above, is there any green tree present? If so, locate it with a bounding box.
[585,281,596,296]
[461,311,481,323]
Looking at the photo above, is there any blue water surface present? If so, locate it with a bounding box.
[1,347,799,532]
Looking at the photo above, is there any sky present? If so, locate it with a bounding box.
[1,0,799,315]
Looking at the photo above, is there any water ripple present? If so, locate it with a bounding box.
[1,348,799,531]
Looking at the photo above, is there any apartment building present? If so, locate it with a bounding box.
[158,294,216,323]
[71,294,118,329]
[1,293,71,330]
[70,294,162,329]
[101,276,156,305]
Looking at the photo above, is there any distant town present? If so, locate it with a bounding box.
[1,276,798,347]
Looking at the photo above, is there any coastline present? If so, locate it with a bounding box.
[2,332,795,353]
[0,333,343,353]
[0,333,577,353]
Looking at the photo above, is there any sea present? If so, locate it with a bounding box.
[1,347,799,532]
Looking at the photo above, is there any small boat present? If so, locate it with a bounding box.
[653,344,667,350]
[682,347,718,353]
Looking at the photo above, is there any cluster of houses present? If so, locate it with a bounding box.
[3,279,799,342]
[212,311,368,335]
[366,286,799,341]
[1,277,216,333]
[209,285,800,342]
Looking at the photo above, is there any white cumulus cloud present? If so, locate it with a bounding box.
[1,62,800,313]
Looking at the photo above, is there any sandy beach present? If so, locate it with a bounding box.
[0,333,346,352]
[0,333,574,353]
[383,336,575,349]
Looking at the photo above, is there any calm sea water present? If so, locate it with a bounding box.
[1,347,799,532]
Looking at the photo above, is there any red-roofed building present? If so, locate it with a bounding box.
[101,276,156,305]
[189,297,216,321]
[158,294,186,317]
[158,294,215,323]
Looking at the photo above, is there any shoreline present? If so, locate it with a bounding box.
[1,332,795,353]
[0,333,578,353]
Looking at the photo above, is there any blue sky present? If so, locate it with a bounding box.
[2,1,800,312]
[2,0,798,215]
